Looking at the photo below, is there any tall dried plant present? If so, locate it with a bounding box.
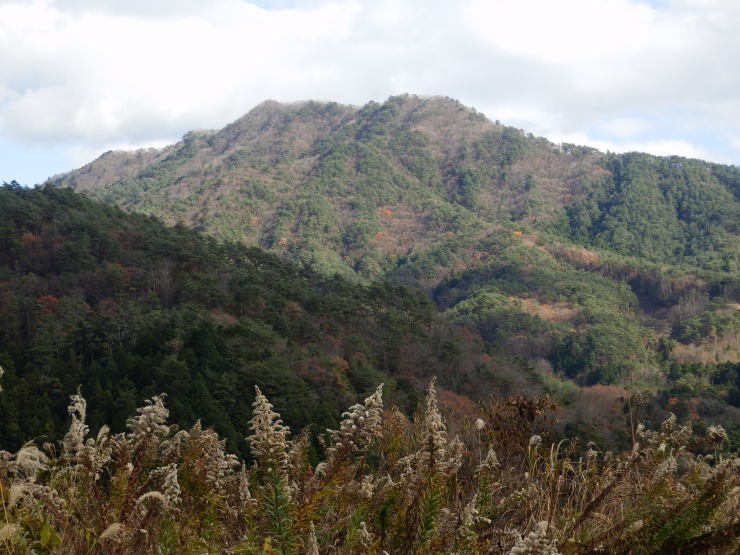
[0,382,736,554]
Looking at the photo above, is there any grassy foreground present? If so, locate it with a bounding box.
[0,378,737,554]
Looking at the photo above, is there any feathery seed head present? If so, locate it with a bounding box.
[307,522,320,555]
[706,424,727,445]
[7,483,25,507]
[136,491,167,505]
[325,384,384,463]
[423,378,445,438]
[477,447,500,474]
[415,378,462,477]
[162,463,181,510]
[247,386,290,477]
[509,521,559,554]
[661,412,677,433]
[653,455,677,479]
[100,523,124,542]
[359,474,374,499]
[62,389,90,463]
[358,521,374,549]
[127,394,170,442]
[14,445,48,479]
[0,524,20,544]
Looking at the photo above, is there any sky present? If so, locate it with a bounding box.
[1,0,739,186]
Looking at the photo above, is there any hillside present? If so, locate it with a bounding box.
[0,184,529,456]
[1,178,736,544]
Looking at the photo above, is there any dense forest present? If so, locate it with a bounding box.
[0,184,521,458]
[1,184,736,459]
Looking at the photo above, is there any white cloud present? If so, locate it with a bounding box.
[0,0,738,181]
[547,131,733,163]
[0,0,365,144]
[480,104,561,131]
[47,0,223,19]
[600,117,654,138]
[465,0,662,65]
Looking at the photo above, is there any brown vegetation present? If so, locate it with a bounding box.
[1,382,737,553]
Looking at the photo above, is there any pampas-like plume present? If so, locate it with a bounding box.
[62,389,89,463]
[162,463,181,510]
[136,491,167,505]
[248,386,290,478]
[127,394,170,442]
[420,378,462,477]
[17,482,66,516]
[477,447,500,474]
[306,522,320,555]
[358,521,374,550]
[186,421,239,493]
[423,378,445,454]
[7,483,25,508]
[706,425,728,445]
[13,445,48,479]
[324,384,384,466]
[99,522,124,542]
[0,523,20,544]
[509,521,559,554]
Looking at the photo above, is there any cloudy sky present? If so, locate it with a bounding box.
[1,0,739,185]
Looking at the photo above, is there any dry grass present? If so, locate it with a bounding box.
[0,381,737,554]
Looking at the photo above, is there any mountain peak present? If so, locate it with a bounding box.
[48,95,737,280]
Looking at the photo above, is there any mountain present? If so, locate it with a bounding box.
[46,95,740,448]
[49,96,608,278]
[49,95,738,276]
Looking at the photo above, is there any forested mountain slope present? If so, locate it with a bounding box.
[0,184,522,456]
[49,95,739,275]
[48,95,608,278]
